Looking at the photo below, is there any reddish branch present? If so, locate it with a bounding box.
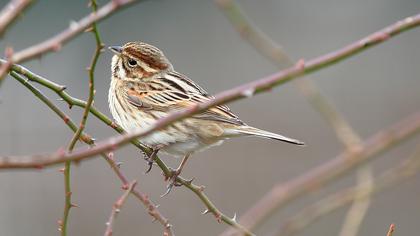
[104,180,137,236]
[386,224,395,236]
[0,0,139,81]
[0,13,420,168]
[0,0,33,37]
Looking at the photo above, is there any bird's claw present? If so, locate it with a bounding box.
[161,169,182,197]
[143,146,161,174]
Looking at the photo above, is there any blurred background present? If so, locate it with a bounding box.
[0,0,420,235]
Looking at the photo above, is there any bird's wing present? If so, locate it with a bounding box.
[125,72,245,126]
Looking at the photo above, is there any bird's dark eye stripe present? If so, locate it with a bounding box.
[121,60,129,72]
[160,78,186,93]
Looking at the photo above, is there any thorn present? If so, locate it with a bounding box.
[52,43,62,52]
[295,58,305,70]
[56,147,66,156]
[58,167,65,173]
[185,177,194,185]
[198,185,205,192]
[116,162,123,168]
[201,209,210,215]
[69,20,79,31]
[232,213,237,222]
[70,203,79,208]
[63,116,70,124]
[241,88,255,98]
[58,86,67,92]
[121,184,129,190]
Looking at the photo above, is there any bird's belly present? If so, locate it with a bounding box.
[141,131,225,157]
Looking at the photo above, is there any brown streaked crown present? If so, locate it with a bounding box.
[122,42,172,71]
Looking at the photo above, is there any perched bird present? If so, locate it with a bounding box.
[108,42,303,193]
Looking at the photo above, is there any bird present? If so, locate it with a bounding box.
[108,41,304,194]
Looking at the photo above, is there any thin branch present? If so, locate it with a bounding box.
[2,12,420,167]
[275,147,420,236]
[60,1,104,235]
[104,180,137,236]
[386,224,395,236]
[10,72,173,235]
[0,0,140,81]
[0,0,33,37]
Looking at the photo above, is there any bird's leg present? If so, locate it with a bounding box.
[161,154,191,197]
[144,145,164,174]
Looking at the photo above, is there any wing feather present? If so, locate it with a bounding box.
[124,73,245,126]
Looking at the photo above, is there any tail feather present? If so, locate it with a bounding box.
[233,126,305,145]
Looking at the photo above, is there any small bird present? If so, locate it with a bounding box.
[108,42,303,193]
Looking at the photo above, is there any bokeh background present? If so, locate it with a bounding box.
[0,0,420,235]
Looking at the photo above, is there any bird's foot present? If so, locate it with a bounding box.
[144,145,163,174]
[161,168,184,197]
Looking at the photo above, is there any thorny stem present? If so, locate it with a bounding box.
[60,1,104,235]
[10,72,174,236]
[104,180,137,236]
[215,1,372,235]
[0,0,33,37]
[386,224,395,236]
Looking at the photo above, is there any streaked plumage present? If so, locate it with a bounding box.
[109,42,304,158]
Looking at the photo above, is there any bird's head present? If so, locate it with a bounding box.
[109,41,173,81]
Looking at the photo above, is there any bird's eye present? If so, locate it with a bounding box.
[127,58,137,67]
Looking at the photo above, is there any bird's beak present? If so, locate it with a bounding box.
[109,46,122,54]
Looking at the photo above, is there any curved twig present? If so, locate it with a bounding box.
[0,0,33,37]
[0,0,139,81]
[104,180,137,236]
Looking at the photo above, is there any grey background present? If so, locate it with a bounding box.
[0,0,420,235]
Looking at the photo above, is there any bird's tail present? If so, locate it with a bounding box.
[231,125,305,145]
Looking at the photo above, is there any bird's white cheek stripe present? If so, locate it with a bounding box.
[117,58,127,79]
